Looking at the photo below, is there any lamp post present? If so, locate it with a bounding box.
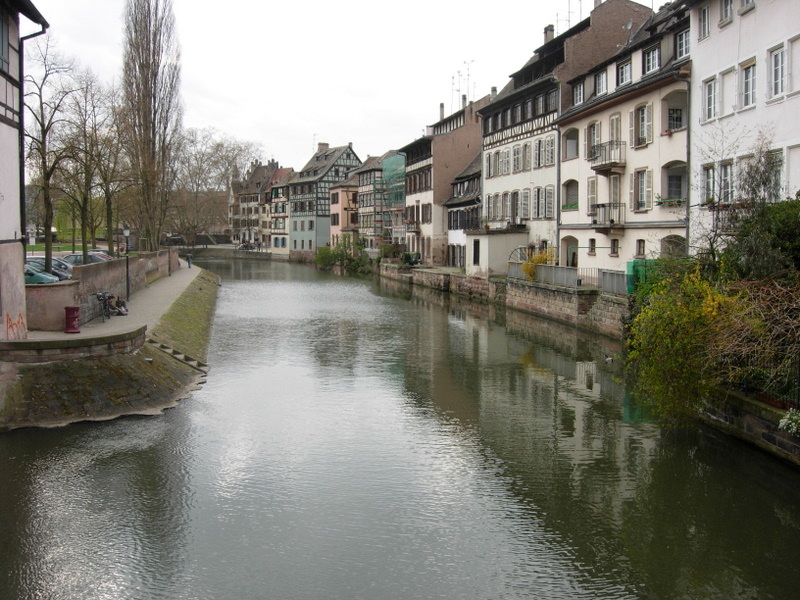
[123,224,130,301]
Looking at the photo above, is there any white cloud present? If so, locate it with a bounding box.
[24,0,651,168]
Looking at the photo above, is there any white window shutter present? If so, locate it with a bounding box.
[545,186,554,218]
[645,104,653,143]
[646,169,653,209]
[629,173,636,210]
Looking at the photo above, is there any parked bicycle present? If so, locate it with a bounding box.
[94,291,128,321]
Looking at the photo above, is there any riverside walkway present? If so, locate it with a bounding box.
[25,260,201,342]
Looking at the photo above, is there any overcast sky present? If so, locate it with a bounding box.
[23,0,653,170]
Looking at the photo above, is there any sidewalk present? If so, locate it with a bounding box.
[26,260,202,342]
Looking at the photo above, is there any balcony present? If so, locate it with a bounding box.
[590,202,625,230]
[590,141,626,174]
[404,219,421,233]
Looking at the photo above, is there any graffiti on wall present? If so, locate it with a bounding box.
[5,313,26,340]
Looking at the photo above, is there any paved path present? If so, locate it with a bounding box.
[26,261,202,342]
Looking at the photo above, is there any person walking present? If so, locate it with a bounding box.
[186,252,193,268]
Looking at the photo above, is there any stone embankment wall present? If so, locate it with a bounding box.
[380,263,628,338]
[0,269,219,432]
[703,393,800,467]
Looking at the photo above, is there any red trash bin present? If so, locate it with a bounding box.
[64,306,80,334]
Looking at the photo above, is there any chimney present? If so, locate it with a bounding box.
[440,102,445,121]
[462,94,467,109]
[544,24,554,43]
[317,142,329,153]
[491,86,497,99]
[595,0,602,7]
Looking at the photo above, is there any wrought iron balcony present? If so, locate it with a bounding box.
[589,202,625,229]
[590,141,626,174]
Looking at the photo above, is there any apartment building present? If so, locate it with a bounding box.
[229,160,281,246]
[686,0,800,250]
[329,172,359,249]
[264,166,294,257]
[289,143,361,261]
[470,0,653,277]
[400,97,488,265]
[557,1,690,271]
[445,152,481,268]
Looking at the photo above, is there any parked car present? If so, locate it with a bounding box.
[24,264,59,284]
[88,250,115,260]
[26,257,72,280]
[60,252,109,266]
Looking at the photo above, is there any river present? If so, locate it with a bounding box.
[1,260,799,600]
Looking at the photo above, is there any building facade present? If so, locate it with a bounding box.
[686,0,800,251]
[401,98,488,266]
[470,0,653,277]
[1,1,47,340]
[557,1,690,271]
[289,143,361,260]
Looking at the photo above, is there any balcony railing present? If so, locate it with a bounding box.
[590,141,626,173]
[589,202,625,228]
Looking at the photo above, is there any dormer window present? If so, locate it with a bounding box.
[643,46,660,74]
[617,61,632,86]
[0,6,8,73]
[573,82,584,105]
[595,71,607,95]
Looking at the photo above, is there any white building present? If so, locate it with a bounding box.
[687,0,800,250]
[557,1,690,271]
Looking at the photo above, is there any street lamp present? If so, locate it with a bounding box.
[123,224,130,301]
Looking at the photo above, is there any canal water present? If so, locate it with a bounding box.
[2,260,800,600]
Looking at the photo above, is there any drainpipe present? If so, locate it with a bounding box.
[18,18,50,250]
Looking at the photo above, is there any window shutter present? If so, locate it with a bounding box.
[629,111,635,146]
[583,127,589,160]
[645,104,653,143]
[629,173,636,210]
[545,186,554,218]
[587,177,597,214]
[534,140,541,168]
[645,169,653,209]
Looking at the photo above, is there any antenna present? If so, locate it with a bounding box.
[463,60,474,103]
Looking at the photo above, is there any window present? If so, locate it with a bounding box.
[586,121,601,159]
[741,0,754,10]
[668,108,683,130]
[563,129,579,160]
[741,62,756,107]
[485,154,493,178]
[771,47,785,97]
[617,61,632,86]
[699,5,710,40]
[547,90,558,112]
[667,174,683,199]
[0,6,8,73]
[588,239,596,254]
[563,180,579,209]
[631,169,653,210]
[636,239,646,257]
[512,145,522,172]
[610,174,621,205]
[573,82,584,105]
[703,165,715,202]
[631,104,653,147]
[610,239,620,256]
[587,177,597,214]
[643,46,660,74]
[595,71,607,95]
[545,186,555,218]
[704,78,717,120]
[522,189,531,219]
[720,162,734,203]
[473,240,480,265]
[523,143,531,170]
[676,29,690,60]
[720,0,733,22]
[545,136,555,166]
[502,149,511,174]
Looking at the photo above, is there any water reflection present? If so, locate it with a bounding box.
[0,259,798,600]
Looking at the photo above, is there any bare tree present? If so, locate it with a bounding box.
[122,0,182,251]
[58,69,106,260]
[24,37,76,270]
[95,84,133,255]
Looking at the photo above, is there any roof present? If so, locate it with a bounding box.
[12,0,48,28]
[296,143,359,182]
